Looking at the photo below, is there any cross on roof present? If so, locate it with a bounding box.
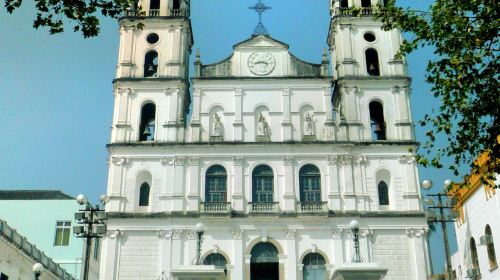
[249,0,272,36]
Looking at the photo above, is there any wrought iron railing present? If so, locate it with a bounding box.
[250,202,279,213]
[297,202,328,213]
[0,219,76,280]
[200,202,231,213]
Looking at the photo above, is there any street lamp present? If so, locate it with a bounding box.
[74,194,108,280]
[195,223,206,265]
[350,219,362,263]
[421,179,457,280]
[32,263,44,280]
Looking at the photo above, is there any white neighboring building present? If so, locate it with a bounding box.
[99,0,432,279]
[450,154,500,280]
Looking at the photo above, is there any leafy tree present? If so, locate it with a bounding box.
[375,0,499,186]
[3,0,132,37]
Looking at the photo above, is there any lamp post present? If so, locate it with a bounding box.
[32,263,44,280]
[350,219,362,263]
[195,223,206,265]
[421,179,456,280]
[74,194,108,280]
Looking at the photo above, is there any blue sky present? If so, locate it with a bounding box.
[0,0,458,274]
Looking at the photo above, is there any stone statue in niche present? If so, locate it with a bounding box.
[257,113,269,136]
[212,113,223,137]
[303,113,314,136]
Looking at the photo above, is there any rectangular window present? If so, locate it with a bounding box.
[54,221,71,246]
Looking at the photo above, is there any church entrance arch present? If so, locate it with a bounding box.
[250,242,279,280]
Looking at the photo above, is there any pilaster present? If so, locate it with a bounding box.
[282,156,296,212]
[232,230,244,280]
[327,155,342,211]
[285,229,298,280]
[232,157,245,212]
[281,88,292,141]
[233,88,244,141]
[190,89,202,142]
[187,157,201,212]
[173,156,186,211]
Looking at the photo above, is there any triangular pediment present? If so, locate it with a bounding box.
[233,35,289,50]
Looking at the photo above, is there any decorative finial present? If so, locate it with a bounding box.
[195,48,201,63]
[249,0,271,36]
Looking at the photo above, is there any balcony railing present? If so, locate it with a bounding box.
[335,7,374,17]
[0,219,76,280]
[149,9,160,16]
[200,202,231,213]
[250,202,279,214]
[297,202,328,213]
[169,8,189,17]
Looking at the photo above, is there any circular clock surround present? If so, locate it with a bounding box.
[248,52,276,76]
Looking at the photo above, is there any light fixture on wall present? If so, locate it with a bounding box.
[32,263,44,280]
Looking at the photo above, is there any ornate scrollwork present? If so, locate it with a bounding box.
[172,230,183,240]
[285,229,297,240]
[112,157,129,166]
[232,230,244,240]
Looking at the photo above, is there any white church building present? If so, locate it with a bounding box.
[99,0,432,279]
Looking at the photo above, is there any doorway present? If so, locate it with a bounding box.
[250,242,279,280]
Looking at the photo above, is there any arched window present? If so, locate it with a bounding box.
[365,48,380,76]
[139,103,156,141]
[340,0,348,8]
[172,0,180,9]
[485,225,497,268]
[139,182,150,206]
[203,253,227,270]
[378,181,389,206]
[361,0,371,8]
[144,51,158,77]
[251,242,279,279]
[150,0,160,9]
[303,253,326,280]
[205,165,227,203]
[369,101,386,140]
[299,165,321,203]
[252,165,274,203]
[470,237,481,273]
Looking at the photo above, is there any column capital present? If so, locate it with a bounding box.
[232,230,244,240]
[281,87,290,96]
[193,89,202,97]
[399,155,415,164]
[174,156,187,166]
[157,230,172,239]
[285,229,297,240]
[108,229,123,239]
[161,157,174,166]
[111,157,129,166]
[172,229,183,240]
[233,156,245,166]
[188,156,201,166]
[234,88,243,96]
[283,156,294,166]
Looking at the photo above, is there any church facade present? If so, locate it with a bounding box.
[99,0,432,279]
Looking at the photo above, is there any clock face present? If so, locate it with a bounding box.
[248,52,276,76]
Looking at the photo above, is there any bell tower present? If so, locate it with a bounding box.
[111,0,193,143]
[328,0,414,142]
